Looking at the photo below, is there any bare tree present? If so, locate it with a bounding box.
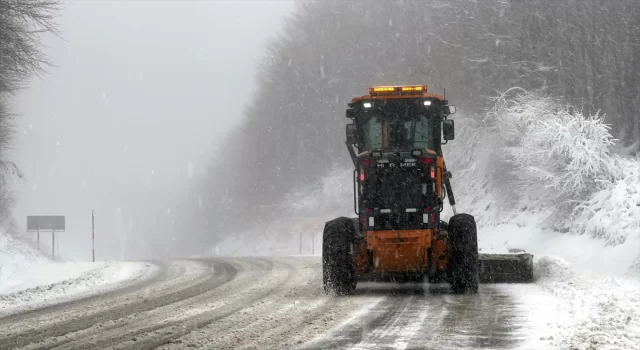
[0,0,59,92]
[0,0,60,217]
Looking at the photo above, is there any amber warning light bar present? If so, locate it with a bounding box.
[369,85,428,96]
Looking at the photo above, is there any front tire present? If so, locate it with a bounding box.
[322,217,357,295]
[448,213,479,294]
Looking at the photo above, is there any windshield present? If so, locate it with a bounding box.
[360,106,435,151]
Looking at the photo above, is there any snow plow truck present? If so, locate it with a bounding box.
[322,85,534,295]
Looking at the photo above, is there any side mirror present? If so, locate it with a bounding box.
[442,119,455,141]
[346,109,355,119]
[443,105,456,115]
[346,123,357,144]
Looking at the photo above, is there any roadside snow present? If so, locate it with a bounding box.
[0,230,156,316]
[479,225,640,350]
[537,257,640,350]
[1,256,105,295]
[0,260,155,316]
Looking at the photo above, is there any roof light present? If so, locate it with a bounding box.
[412,149,423,156]
[368,85,428,96]
[370,86,396,94]
[363,102,372,108]
[401,86,427,93]
[424,100,432,106]
[372,150,383,157]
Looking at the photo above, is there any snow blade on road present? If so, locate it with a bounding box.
[479,252,535,283]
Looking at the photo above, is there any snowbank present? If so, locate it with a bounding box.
[480,225,640,350]
[0,228,156,315]
[1,228,49,284]
[478,225,639,278]
[0,260,154,316]
[571,157,640,245]
[0,230,94,294]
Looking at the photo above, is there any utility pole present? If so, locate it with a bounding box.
[92,209,95,262]
[37,228,40,250]
[52,229,55,260]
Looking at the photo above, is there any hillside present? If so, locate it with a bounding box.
[180,0,640,248]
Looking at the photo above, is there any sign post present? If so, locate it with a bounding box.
[311,222,321,255]
[92,210,95,262]
[27,216,65,260]
[292,218,324,255]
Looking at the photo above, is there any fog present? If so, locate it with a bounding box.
[7,0,293,261]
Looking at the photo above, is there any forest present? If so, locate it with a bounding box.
[175,0,639,251]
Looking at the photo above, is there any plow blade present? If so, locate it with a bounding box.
[479,252,534,283]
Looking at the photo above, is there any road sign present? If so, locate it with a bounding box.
[27,215,65,260]
[27,216,65,231]
[291,218,324,233]
[292,218,325,255]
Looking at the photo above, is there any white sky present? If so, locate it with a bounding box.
[7,0,294,260]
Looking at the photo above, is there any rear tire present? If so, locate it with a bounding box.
[322,217,357,295]
[448,213,479,294]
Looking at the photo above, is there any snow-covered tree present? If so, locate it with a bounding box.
[487,88,620,202]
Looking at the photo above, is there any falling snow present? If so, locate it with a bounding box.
[1,1,639,349]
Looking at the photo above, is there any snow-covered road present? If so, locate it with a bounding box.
[0,256,615,350]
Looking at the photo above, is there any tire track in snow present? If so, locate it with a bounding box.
[98,258,289,350]
[302,285,429,350]
[35,258,266,350]
[38,257,282,350]
[305,284,528,350]
[166,258,382,350]
[0,257,538,350]
[0,259,232,350]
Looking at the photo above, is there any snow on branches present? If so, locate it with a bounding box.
[571,159,640,245]
[486,88,621,201]
[479,88,640,244]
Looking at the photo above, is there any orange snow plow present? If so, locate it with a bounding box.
[322,85,534,295]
